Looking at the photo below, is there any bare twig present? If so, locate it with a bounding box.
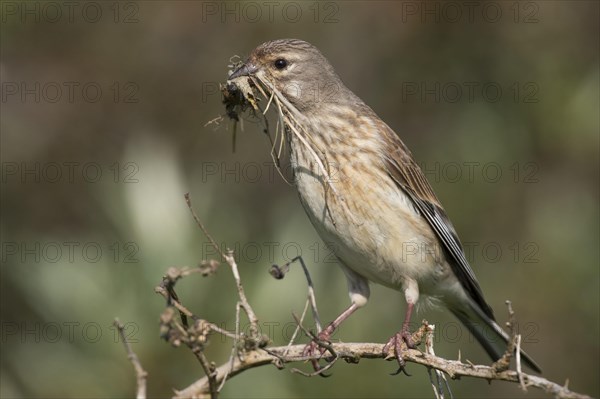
[271,256,323,355]
[191,347,218,399]
[114,318,147,399]
[516,334,527,392]
[156,273,221,399]
[155,284,238,341]
[217,303,243,392]
[284,295,311,355]
[290,256,322,332]
[184,193,226,260]
[185,194,260,340]
[424,324,452,399]
[493,300,517,372]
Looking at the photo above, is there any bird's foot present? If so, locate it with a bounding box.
[383,329,417,376]
[302,330,335,376]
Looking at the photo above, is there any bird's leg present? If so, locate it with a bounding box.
[383,302,416,375]
[383,280,419,374]
[303,303,359,371]
[400,301,417,347]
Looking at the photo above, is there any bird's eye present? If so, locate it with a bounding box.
[274,58,288,70]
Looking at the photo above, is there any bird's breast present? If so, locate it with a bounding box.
[289,132,446,291]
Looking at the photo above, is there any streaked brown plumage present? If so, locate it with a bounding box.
[229,38,541,373]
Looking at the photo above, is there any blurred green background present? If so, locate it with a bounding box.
[1,1,598,398]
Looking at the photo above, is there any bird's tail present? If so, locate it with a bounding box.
[450,300,542,373]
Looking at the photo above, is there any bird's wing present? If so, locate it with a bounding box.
[382,130,495,320]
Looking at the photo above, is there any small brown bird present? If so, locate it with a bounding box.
[229,39,541,373]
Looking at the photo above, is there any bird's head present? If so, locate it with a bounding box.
[229,39,345,111]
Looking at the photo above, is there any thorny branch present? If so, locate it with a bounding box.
[173,338,592,399]
[146,196,593,399]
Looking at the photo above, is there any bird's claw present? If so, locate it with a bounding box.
[302,330,334,376]
[383,330,416,376]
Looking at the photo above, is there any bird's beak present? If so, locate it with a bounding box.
[228,62,258,80]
